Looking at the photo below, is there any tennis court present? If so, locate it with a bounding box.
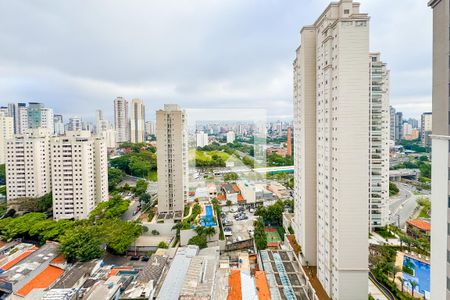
[265,228,282,247]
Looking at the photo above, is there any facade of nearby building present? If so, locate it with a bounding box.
[0,111,14,164]
[130,99,145,143]
[102,129,117,148]
[114,97,129,144]
[196,131,209,148]
[5,129,52,200]
[293,1,369,298]
[369,53,390,229]
[429,0,450,298]
[421,112,432,146]
[156,104,188,220]
[51,131,108,220]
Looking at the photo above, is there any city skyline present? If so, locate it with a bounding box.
[0,0,431,120]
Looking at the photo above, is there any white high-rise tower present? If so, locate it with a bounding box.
[293,1,369,298]
[130,99,145,143]
[114,97,129,144]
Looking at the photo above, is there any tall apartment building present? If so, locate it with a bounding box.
[429,0,450,298]
[145,121,156,137]
[27,102,44,129]
[17,103,28,134]
[156,104,188,221]
[5,129,52,200]
[293,1,369,298]
[369,53,390,229]
[40,107,54,133]
[51,131,108,220]
[95,109,110,135]
[0,111,14,164]
[114,97,129,144]
[130,99,145,143]
[196,131,209,148]
[389,106,396,141]
[394,111,403,142]
[7,103,17,134]
[68,117,83,131]
[226,131,235,144]
[421,112,432,146]
[54,114,65,136]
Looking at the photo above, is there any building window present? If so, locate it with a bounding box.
[344,9,350,14]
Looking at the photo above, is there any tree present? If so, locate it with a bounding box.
[37,193,53,212]
[389,182,399,196]
[224,172,239,181]
[135,179,148,196]
[0,212,47,241]
[188,234,207,249]
[254,218,267,250]
[409,280,418,297]
[100,220,143,255]
[139,193,151,205]
[0,164,5,184]
[158,241,168,249]
[397,276,406,292]
[226,200,232,207]
[108,168,124,192]
[59,225,103,262]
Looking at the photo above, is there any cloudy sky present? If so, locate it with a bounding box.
[0,0,431,121]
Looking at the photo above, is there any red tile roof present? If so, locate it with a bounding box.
[227,270,242,300]
[217,194,226,201]
[255,271,271,300]
[16,265,64,297]
[407,219,431,231]
[237,194,245,202]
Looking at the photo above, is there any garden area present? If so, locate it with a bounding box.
[0,195,144,262]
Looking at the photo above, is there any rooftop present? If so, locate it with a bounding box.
[16,265,64,297]
[156,245,199,300]
[407,219,431,231]
[52,260,100,289]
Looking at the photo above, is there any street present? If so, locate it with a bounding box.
[389,182,428,228]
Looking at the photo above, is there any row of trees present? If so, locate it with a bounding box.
[187,226,216,249]
[266,154,293,167]
[389,182,399,196]
[0,195,144,262]
[110,148,157,179]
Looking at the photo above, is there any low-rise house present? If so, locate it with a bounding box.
[406,219,431,240]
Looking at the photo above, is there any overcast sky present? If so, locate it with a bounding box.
[0,0,431,121]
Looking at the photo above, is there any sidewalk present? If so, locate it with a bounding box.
[369,278,389,300]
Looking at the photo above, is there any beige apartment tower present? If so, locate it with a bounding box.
[130,99,145,143]
[429,0,450,298]
[0,112,14,164]
[51,131,108,220]
[293,1,369,298]
[156,104,188,220]
[5,129,52,200]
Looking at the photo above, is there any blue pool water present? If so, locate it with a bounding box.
[402,256,430,295]
[200,205,217,227]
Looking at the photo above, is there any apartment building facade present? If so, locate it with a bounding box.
[130,99,145,143]
[293,0,369,298]
[5,129,52,200]
[421,112,432,146]
[114,97,129,144]
[429,0,450,298]
[51,131,108,220]
[0,111,14,165]
[6,130,108,220]
[369,53,390,229]
[156,104,188,220]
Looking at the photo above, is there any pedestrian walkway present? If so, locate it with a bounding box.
[369,278,389,300]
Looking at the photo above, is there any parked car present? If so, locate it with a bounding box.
[130,255,140,261]
[230,206,238,213]
[141,256,150,262]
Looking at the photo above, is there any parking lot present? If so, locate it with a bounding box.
[221,206,257,244]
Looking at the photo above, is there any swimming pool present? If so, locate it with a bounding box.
[402,256,430,295]
[200,204,217,227]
